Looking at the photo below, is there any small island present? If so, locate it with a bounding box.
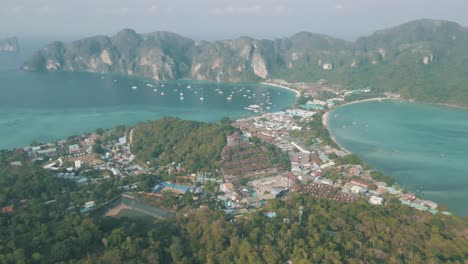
[0,37,19,53]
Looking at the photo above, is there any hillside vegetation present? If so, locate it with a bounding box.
[23,19,468,106]
[131,117,235,172]
[0,122,467,263]
[1,162,467,263]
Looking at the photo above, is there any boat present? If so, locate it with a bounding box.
[244,104,262,112]
[154,89,157,92]
[180,97,184,100]
[187,85,192,89]
[131,86,138,90]
[200,96,204,101]
[180,92,184,96]
[227,97,232,100]
[161,84,165,87]
[161,92,165,95]
[146,83,153,87]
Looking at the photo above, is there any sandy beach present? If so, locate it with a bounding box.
[261,82,301,97]
[322,110,351,153]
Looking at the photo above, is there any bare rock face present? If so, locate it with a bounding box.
[251,50,268,78]
[21,19,468,108]
[100,50,113,66]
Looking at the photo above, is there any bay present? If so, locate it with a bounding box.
[0,69,295,149]
[328,100,468,215]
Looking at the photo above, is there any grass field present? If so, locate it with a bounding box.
[115,208,156,222]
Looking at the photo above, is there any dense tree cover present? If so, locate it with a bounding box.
[131,117,235,172]
[0,163,76,208]
[166,195,468,264]
[335,154,364,166]
[0,152,467,263]
[92,139,105,154]
[369,171,395,186]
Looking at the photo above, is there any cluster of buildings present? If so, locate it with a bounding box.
[221,135,285,184]
[22,133,98,160]
[217,174,295,211]
[6,83,443,217]
[230,101,446,213]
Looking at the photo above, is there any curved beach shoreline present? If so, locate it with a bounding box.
[261,82,301,97]
[322,97,392,153]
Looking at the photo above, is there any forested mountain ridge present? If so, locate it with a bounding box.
[23,19,468,106]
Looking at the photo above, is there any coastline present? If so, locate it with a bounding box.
[261,82,301,97]
[322,97,393,154]
[321,97,461,215]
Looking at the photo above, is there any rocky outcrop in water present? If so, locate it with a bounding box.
[0,37,19,53]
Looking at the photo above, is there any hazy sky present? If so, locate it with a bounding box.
[1,0,467,40]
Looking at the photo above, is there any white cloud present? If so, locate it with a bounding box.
[119,7,129,16]
[37,5,57,15]
[335,4,344,10]
[11,5,25,14]
[273,5,293,14]
[147,5,158,15]
[213,5,262,15]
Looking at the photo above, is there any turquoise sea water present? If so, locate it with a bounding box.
[328,100,468,215]
[0,68,295,149]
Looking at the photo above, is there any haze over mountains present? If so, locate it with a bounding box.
[0,37,19,53]
[23,19,468,106]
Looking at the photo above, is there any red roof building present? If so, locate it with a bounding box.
[2,206,14,213]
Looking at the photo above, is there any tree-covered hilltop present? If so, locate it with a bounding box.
[131,118,291,174]
[0,160,467,263]
[0,124,467,263]
[131,117,235,172]
[23,19,468,106]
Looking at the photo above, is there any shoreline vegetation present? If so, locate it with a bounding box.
[2,89,467,262]
[320,96,466,215]
[0,77,463,215]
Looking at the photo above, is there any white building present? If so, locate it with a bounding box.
[322,63,333,70]
[315,177,334,186]
[118,137,127,145]
[351,185,368,194]
[369,196,384,205]
[285,109,316,118]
